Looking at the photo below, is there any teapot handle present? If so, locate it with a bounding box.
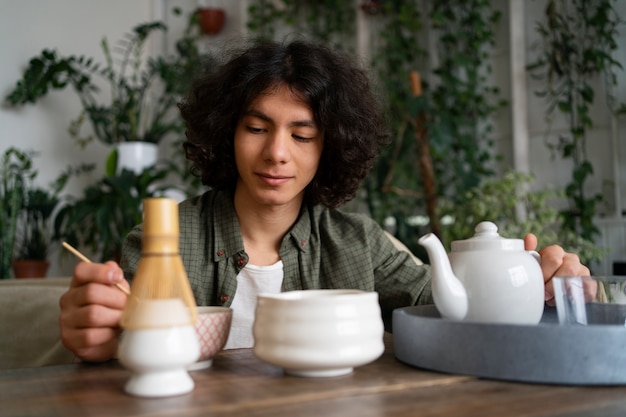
[528,250,541,264]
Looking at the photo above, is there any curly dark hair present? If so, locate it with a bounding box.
[178,39,390,208]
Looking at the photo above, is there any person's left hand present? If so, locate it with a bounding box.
[524,234,593,306]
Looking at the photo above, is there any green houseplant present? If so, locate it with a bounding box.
[54,166,170,263]
[5,22,179,148]
[6,7,218,148]
[527,0,623,240]
[438,171,606,266]
[0,147,91,278]
[12,188,63,278]
[0,148,35,279]
[6,8,216,193]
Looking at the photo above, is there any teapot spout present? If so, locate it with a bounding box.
[418,233,468,321]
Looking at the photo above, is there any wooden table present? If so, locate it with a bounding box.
[2,334,626,417]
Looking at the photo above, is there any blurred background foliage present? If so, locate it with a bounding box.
[245,0,610,266]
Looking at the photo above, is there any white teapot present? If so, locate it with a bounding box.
[418,221,544,325]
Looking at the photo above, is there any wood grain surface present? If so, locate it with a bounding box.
[2,334,625,417]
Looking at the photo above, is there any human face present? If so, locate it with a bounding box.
[234,84,324,210]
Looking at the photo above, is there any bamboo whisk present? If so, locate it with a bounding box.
[120,198,198,330]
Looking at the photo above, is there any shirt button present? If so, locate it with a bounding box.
[220,294,229,303]
[237,258,246,267]
[300,239,307,247]
[217,249,225,257]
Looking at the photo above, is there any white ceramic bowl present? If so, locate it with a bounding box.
[252,289,384,377]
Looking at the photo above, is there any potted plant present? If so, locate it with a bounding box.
[0,147,92,278]
[4,20,187,173]
[6,22,174,145]
[0,148,35,279]
[54,166,172,263]
[198,7,226,35]
[6,8,216,188]
[12,188,61,278]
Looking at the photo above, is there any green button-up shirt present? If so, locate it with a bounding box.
[121,189,433,328]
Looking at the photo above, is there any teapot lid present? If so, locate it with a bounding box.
[451,221,524,252]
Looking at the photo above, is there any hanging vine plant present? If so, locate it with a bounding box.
[365,0,505,250]
[246,0,355,49]
[527,0,623,240]
[364,0,426,232]
[247,0,286,41]
[428,0,505,201]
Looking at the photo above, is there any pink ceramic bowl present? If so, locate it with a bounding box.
[188,306,232,370]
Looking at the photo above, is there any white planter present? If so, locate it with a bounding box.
[116,142,158,174]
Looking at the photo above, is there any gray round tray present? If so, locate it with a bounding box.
[393,305,626,385]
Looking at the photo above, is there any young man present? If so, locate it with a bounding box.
[59,40,589,361]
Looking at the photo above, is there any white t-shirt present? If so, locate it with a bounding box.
[223,260,284,349]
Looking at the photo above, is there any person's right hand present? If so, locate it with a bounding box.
[59,261,129,362]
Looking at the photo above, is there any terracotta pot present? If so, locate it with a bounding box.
[12,260,50,279]
[198,8,225,35]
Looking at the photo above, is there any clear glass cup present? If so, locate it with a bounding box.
[553,275,626,326]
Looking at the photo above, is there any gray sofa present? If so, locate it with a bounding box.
[0,278,75,369]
